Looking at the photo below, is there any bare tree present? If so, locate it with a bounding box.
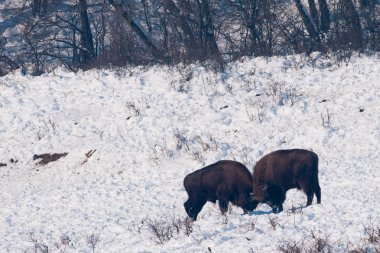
[340,0,363,49]
[294,0,322,52]
[78,0,95,67]
[318,0,330,32]
[164,0,199,61]
[308,0,320,32]
[32,0,48,17]
[198,0,223,64]
[359,0,379,50]
[108,0,168,62]
[0,0,377,75]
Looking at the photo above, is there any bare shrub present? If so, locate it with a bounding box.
[129,218,147,234]
[169,80,190,93]
[240,71,257,92]
[222,213,229,225]
[183,217,194,236]
[267,81,284,105]
[147,140,173,165]
[174,130,190,151]
[286,204,304,227]
[321,109,332,128]
[191,149,205,164]
[86,233,100,253]
[147,146,160,166]
[168,68,193,93]
[245,98,266,123]
[195,135,211,152]
[36,130,45,141]
[245,104,256,122]
[364,223,380,245]
[48,118,57,135]
[284,86,298,106]
[207,133,219,151]
[278,240,303,253]
[268,215,281,231]
[277,222,380,253]
[232,146,255,170]
[267,81,299,106]
[126,101,140,117]
[28,232,49,253]
[139,215,194,243]
[308,231,333,253]
[146,218,176,245]
[171,216,183,235]
[241,218,257,232]
[225,82,233,94]
[173,131,216,164]
[54,233,75,252]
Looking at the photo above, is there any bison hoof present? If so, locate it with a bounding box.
[272,206,283,213]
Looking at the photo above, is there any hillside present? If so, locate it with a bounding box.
[0,53,380,252]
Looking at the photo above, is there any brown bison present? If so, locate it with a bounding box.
[184,160,257,221]
[251,149,321,213]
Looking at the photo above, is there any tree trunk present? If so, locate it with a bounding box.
[78,0,95,66]
[165,0,199,60]
[247,0,260,54]
[200,0,223,64]
[32,0,47,17]
[318,0,330,32]
[294,0,322,52]
[308,0,320,32]
[108,0,167,62]
[341,0,363,49]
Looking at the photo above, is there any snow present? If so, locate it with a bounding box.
[0,53,379,252]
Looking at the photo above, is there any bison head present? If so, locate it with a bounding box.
[250,184,268,203]
[245,196,259,212]
[251,184,285,212]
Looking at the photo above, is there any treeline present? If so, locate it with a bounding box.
[0,0,379,75]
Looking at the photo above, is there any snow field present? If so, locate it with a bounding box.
[0,53,379,252]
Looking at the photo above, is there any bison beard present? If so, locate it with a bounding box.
[183,160,258,221]
[252,149,321,213]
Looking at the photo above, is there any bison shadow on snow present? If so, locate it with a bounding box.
[183,160,258,221]
[251,149,321,213]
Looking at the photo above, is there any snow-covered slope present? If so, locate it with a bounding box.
[0,53,379,252]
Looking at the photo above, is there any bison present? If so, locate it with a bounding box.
[183,160,257,221]
[251,149,321,213]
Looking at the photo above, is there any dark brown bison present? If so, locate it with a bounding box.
[184,160,257,221]
[251,149,321,213]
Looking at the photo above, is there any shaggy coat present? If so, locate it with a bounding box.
[252,149,321,213]
[184,160,257,221]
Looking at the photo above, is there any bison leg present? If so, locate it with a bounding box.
[278,204,283,213]
[314,178,321,204]
[184,198,206,221]
[268,202,283,213]
[216,187,229,215]
[299,182,314,206]
[315,187,321,204]
[218,196,229,215]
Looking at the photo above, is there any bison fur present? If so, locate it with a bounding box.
[251,149,321,213]
[183,160,257,221]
